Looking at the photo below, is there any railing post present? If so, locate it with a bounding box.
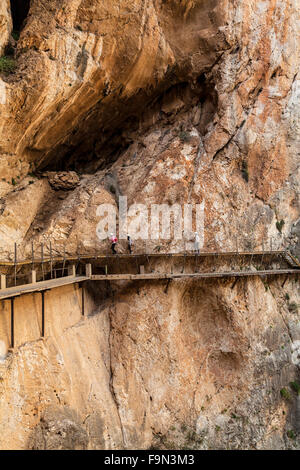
[182,241,186,274]
[1,274,6,290]
[31,270,37,284]
[269,238,275,269]
[68,264,76,277]
[31,241,35,271]
[62,245,66,277]
[41,291,45,338]
[82,285,85,317]
[85,264,92,277]
[50,241,53,279]
[41,243,44,281]
[195,252,198,273]
[10,298,14,349]
[14,243,17,286]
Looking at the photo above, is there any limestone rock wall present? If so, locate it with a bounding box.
[0,0,299,450]
[0,283,123,450]
[0,1,11,56]
[0,0,298,257]
[109,277,300,450]
[0,277,299,449]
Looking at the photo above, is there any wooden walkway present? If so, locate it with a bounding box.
[0,250,298,301]
[0,249,298,350]
[0,275,88,300]
[91,268,300,282]
[0,269,298,301]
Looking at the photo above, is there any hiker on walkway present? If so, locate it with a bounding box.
[194,231,200,254]
[127,235,133,254]
[110,233,118,254]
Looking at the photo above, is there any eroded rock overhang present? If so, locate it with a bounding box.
[0,0,227,170]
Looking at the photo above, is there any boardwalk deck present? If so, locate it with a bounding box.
[0,275,89,300]
[0,269,298,301]
[0,250,298,300]
[1,250,298,349]
[91,269,299,282]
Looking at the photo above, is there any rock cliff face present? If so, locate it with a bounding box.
[0,1,11,56]
[0,0,299,449]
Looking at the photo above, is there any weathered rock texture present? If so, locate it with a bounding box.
[0,0,299,450]
[0,1,11,56]
[0,278,299,450]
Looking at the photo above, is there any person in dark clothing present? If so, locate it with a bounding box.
[127,235,132,254]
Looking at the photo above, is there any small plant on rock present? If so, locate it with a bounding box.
[179,131,190,143]
[288,302,298,314]
[241,160,249,182]
[287,430,296,440]
[280,388,291,400]
[290,381,300,395]
[12,30,20,41]
[263,280,269,291]
[0,56,16,74]
[276,219,285,233]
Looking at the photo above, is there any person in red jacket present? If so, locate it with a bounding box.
[110,233,118,254]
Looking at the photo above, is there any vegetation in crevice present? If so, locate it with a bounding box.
[0,56,16,74]
[276,219,285,233]
[241,160,249,182]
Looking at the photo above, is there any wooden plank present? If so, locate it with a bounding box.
[91,269,299,282]
[0,274,6,290]
[0,276,89,300]
[0,267,297,301]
